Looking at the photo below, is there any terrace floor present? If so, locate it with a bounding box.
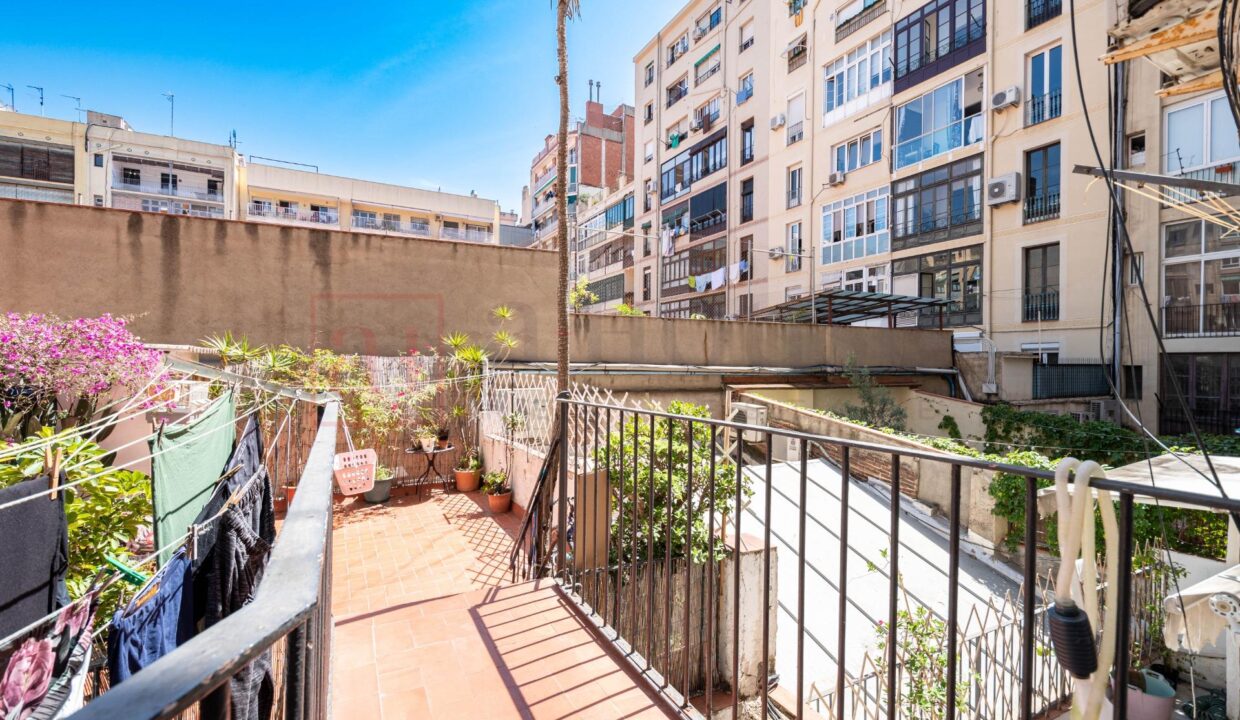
[329,488,677,719]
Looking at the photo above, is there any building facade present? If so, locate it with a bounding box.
[573,182,636,313]
[0,108,502,243]
[528,101,635,248]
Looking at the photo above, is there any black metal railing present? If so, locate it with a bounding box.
[74,400,340,720]
[1026,89,1062,126]
[1024,192,1060,223]
[836,0,886,42]
[511,397,1240,719]
[1026,0,1062,29]
[741,194,754,223]
[1023,289,1060,322]
[1163,302,1240,337]
[1033,363,1111,399]
[1160,404,1240,436]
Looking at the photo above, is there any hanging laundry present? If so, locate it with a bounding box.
[190,417,265,572]
[151,391,237,566]
[106,548,196,685]
[696,274,711,293]
[687,276,696,290]
[710,267,726,290]
[661,228,674,257]
[0,595,96,720]
[198,466,275,720]
[740,259,750,275]
[729,262,741,283]
[0,474,69,639]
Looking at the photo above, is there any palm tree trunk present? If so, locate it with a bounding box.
[554,0,571,394]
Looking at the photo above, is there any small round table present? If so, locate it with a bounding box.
[404,444,456,496]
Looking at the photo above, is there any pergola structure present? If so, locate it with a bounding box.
[748,288,952,328]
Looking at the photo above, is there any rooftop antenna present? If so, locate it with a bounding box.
[229,129,238,149]
[161,91,175,136]
[1,84,13,111]
[27,85,43,116]
[60,94,82,121]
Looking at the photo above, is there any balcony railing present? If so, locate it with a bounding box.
[1025,89,1062,126]
[249,203,339,225]
[1024,192,1060,223]
[1163,302,1240,337]
[1160,404,1240,436]
[836,0,886,42]
[509,395,1240,720]
[1033,362,1111,399]
[739,36,754,53]
[667,86,688,108]
[741,194,754,223]
[1026,0,1062,29]
[1022,289,1060,321]
[787,189,802,208]
[787,121,804,145]
[113,178,225,203]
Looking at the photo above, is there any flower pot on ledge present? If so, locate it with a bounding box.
[487,491,512,514]
[455,469,481,492]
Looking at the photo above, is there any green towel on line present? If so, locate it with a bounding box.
[150,391,236,566]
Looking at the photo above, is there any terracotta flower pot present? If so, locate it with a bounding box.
[487,491,512,514]
[454,469,482,492]
[284,485,298,508]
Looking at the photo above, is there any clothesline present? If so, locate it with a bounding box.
[0,391,283,514]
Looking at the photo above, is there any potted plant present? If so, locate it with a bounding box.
[483,470,512,513]
[364,465,394,504]
[454,451,482,492]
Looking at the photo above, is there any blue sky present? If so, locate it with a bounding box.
[0,1,674,213]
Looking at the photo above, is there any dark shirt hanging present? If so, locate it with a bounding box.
[0,474,69,639]
[190,417,265,573]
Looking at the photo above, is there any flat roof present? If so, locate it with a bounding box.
[748,288,951,325]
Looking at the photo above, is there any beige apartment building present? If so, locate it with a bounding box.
[632,0,1240,431]
[573,181,637,312]
[0,107,502,243]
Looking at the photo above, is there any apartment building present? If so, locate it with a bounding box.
[573,182,636,312]
[0,108,502,243]
[528,100,635,248]
[633,0,1240,429]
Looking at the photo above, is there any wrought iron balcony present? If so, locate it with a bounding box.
[1024,192,1060,223]
[1026,0,1062,30]
[1022,290,1060,322]
[1163,302,1240,338]
[1025,89,1062,126]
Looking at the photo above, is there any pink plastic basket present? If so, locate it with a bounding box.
[333,449,377,495]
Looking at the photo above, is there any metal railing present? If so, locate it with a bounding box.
[836,0,886,42]
[1025,89,1062,126]
[249,204,338,225]
[73,401,339,720]
[112,178,224,203]
[1160,405,1240,436]
[787,121,805,145]
[1022,289,1059,322]
[1024,192,1060,223]
[1032,362,1111,399]
[787,189,803,208]
[1026,0,1062,29]
[511,397,1240,719]
[1164,302,1240,337]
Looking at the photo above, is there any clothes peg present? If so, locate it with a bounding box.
[48,448,62,500]
[104,555,150,586]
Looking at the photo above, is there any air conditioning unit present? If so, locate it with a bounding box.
[768,245,786,260]
[986,173,1021,205]
[992,86,1021,111]
[731,402,769,443]
[690,119,703,131]
[827,171,846,186]
[694,27,707,40]
[770,113,786,130]
[1089,399,1122,425]
[771,434,804,462]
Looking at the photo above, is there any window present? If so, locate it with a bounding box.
[643,268,652,301]
[207,178,222,199]
[1027,0,1062,30]
[667,77,689,107]
[787,166,803,208]
[661,151,692,201]
[645,140,655,163]
[1164,91,1240,174]
[382,212,401,231]
[644,178,654,212]
[645,61,655,87]
[893,68,985,170]
[696,5,722,36]
[93,153,103,168]
[786,285,805,301]
[741,119,755,164]
[1027,46,1062,126]
[740,21,755,52]
[786,223,803,272]
[586,275,626,304]
[352,209,377,228]
[694,98,721,129]
[667,34,689,66]
[740,178,754,223]
[787,94,806,145]
[837,0,887,41]
[833,128,883,173]
[1128,132,1146,167]
[738,293,754,317]
[788,35,809,72]
[1024,143,1061,223]
[737,73,754,104]
[822,186,890,265]
[1160,354,1240,435]
[893,0,985,92]
[892,244,983,327]
[644,102,654,124]
[160,172,178,193]
[1127,252,1144,286]
[662,237,726,292]
[823,31,893,122]
[0,140,75,184]
[789,0,806,14]
[121,167,140,186]
[1023,244,1060,321]
[843,265,889,293]
[1161,218,1240,337]
[689,182,728,239]
[739,236,753,280]
[891,153,983,250]
[690,132,727,182]
[695,45,722,85]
